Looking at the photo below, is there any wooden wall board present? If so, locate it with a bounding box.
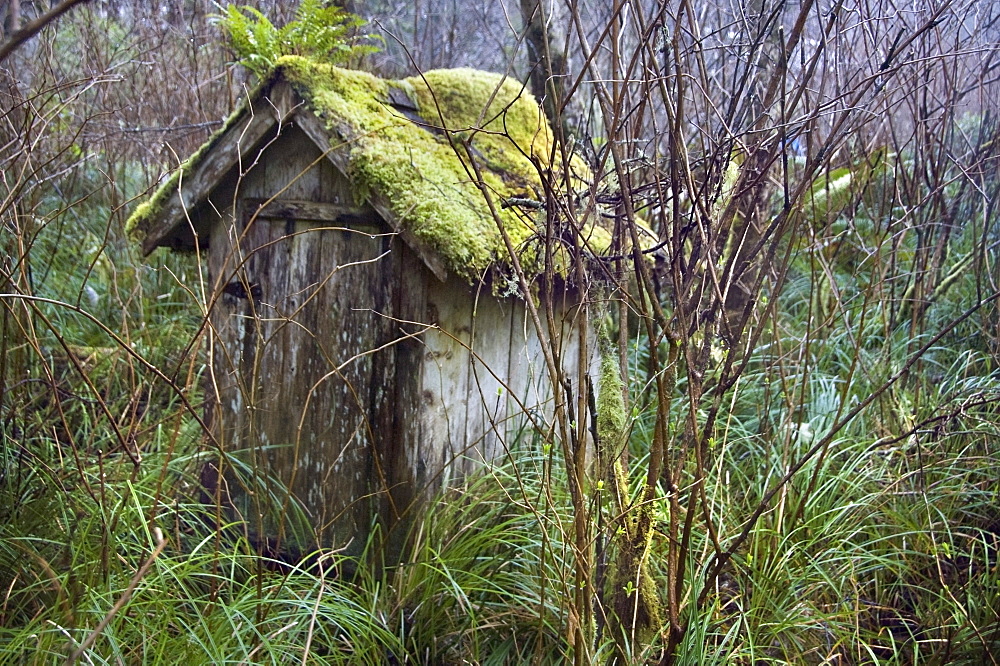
[186,116,598,558]
[464,287,515,472]
[417,277,472,492]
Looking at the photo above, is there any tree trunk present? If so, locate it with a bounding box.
[519,0,568,136]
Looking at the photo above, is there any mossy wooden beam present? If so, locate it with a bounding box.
[130,81,299,254]
[127,58,623,284]
[292,107,450,281]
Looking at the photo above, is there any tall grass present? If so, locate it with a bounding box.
[0,417,576,663]
[0,324,997,662]
[2,1,1000,663]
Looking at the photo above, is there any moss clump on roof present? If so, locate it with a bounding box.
[129,57,618,281]
[125,162,181,240]
[278,56,555,280]
[408,68,553,183]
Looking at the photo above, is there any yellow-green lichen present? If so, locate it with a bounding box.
[408,68,553,184]
[131,57,614,281]
[125,199,158,238]
[279,57,551,280]
[596,336,628,456]
[595,322,662,647]
[125,168,181,240]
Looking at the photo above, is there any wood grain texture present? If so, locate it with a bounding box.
[141,81,299,254]
[194,122,594,557]
[465,287,514,471]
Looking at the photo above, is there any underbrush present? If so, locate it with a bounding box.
[2,3,999,662]
[2,200,997,663]
[2,346,997,664]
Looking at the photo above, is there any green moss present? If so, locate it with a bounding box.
[280,58,554,280]
[130,57,615,281]
[595,323,662,648]
[124,199,157,239]
[409,68,552,183]
[125,169,180,239]
[596,336,627,454]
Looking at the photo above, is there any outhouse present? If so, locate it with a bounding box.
[128,57,608,555]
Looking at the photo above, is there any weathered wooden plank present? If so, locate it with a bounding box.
[142,81,299,254]
[383,247,428,542]
[304,222,385,551]
[246,198,382,228]
[206,211,251,494]
[464,287,513,472]
[363,233,404,548]
[501,300,530,447]
[293,109,449,282]
[247,206,290,540]
[419,278,472,491]
[506,301,552,442]
[230,123,300,551]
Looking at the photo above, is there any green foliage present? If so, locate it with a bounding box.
[5,3,1000,664]
[390,448,575,663]
[0,425,578,662]
[800,147,887,229]
[0,437,405,663]
[218,0,378,76]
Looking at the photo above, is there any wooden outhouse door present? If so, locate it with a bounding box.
[209,198,400,555]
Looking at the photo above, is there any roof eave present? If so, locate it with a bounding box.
[291,108,449,282]
[134,69,452,282]
[136,75,299,255]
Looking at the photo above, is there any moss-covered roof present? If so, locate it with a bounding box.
[128,57,613,282]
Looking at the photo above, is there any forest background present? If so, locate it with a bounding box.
[1,0,999,663]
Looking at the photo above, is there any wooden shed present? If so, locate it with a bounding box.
[129,57,607,555]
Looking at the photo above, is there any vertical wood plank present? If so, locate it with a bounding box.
[465,288,512,472]
[506,300,552,442]
[418,278,472,491]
